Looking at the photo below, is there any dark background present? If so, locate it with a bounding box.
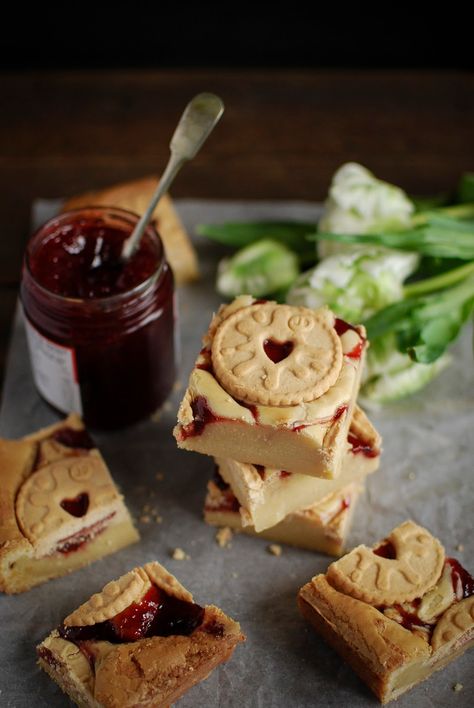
[1,10,471,70]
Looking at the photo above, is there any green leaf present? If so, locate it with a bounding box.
[364,299,416,340]
[196,221,316,256]
[314,213,474,260]
[458,173,474,203]
[411,194,450,212]
[404,261,474,297]
[365,273,474,364]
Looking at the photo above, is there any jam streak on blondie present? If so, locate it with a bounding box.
[446,557,474,598]
[52,427,95,450]
[348,432,379,458]
[334,318,366,359]
[55,512,116,555]
[59,584,205,643]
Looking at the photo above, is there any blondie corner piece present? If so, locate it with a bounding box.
[174,296,367,479]
[298,521,474,704]
[205,472,362,556]
[0,414,139,594]
[37,561,245,708]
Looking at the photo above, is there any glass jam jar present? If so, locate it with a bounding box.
[21,207,177,429]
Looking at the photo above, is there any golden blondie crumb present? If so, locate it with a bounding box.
[456,544,464,552]
[453,683,463,692]
[407,471,416,481]
[139,515,151,524]
[268,544,282,556]
[171,548,189,561]
[216,527,233,548]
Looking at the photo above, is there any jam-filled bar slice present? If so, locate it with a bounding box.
[216,404,380,532]
[298,520,474,704]
[0,414,139,594]
[174,296,367,479]
[204,470,362,556]
[37,561,245,707]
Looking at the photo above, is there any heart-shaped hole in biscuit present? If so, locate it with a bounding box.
[263,338,294,364]
[60,492,89,517]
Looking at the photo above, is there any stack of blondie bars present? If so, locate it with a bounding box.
[174,295,382,555]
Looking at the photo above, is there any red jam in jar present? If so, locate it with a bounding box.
[21,207,177,429]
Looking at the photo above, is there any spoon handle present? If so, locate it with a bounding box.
[122,93,224,262]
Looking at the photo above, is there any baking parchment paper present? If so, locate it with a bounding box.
[0,200,473,708]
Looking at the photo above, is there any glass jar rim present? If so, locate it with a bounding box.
[24,206,165,307]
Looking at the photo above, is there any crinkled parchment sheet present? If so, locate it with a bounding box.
[0,200,472,707]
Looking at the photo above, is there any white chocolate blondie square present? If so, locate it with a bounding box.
[216,404,380,532]
[204,471,362,556]
[298,521,474,703]
[37,561,244,707]
[0,414,139,594]
[174,296,367,478]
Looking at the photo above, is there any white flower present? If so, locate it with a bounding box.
[287,248,419,322]
[318,163,414,258]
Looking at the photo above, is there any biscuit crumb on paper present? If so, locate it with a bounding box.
[216,527,233,548]
[268,544,282,556]
[171,548,189,561]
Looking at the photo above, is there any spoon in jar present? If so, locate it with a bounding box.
[121,92,224,262]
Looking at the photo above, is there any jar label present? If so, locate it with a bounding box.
[24,316,83,415]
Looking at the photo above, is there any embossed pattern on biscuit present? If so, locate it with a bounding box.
[36,438,88,470]
[211,303,343,407]
[431,596,474,651]
[144,562,193,603]
[64,567,151,626]
[326,520,445,605]
[15,456,119,545]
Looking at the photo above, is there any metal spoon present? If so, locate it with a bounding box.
[121,92,224,262]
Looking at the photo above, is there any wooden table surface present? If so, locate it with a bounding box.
[1,69,473,392]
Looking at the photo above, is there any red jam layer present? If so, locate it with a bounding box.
[180,396,224,439]
[53,427,95,450]
[373,540,397,559]
[28,216,160,299]
[196,348,214,374]
[55,512,115,555]
[447,557,474,599]
[334,318,366,358]
[58,584,205,643]
[236,399,259,422]
[348,432,379,458]
[210,471,241,512]
[393,600,431,634]
[263,338,294,363]
[60,492,89,517]
[293,404,348,432]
